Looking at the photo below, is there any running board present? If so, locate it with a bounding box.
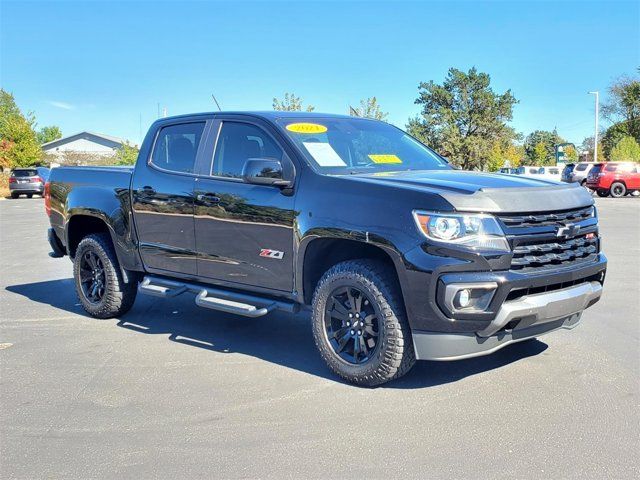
[138,275,298,318]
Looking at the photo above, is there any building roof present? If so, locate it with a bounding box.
[41,131,127,150]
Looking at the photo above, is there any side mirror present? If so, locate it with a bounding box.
[242,158,291,188]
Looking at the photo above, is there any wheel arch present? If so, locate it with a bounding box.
[299,236,407,306]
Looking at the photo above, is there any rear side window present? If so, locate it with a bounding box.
[575,163,588,171]
[212,122,284,178]
[151,122,205,174]
[12,169,38,177]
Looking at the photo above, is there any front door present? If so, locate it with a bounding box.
[131,121,207,275]
[194,120,296,292]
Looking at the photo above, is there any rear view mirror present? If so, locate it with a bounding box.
[242,158,291,188]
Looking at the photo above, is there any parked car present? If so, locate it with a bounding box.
[536,166,562,182]
[561,163,575,182]
[586,162,640,197]
[567,162,596,185]
[45,112,606,386]
[497,167,518,174]
[514,165,541,177]
[8,168,45,198]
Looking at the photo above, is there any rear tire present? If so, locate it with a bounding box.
[596,189,609,197]
[610,182,626,198]
[10,192,19,199]
[26,194,33,198]
[73,233,137,318]
[311,259,416,387]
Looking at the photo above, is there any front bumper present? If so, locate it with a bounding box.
[413,280,602,360]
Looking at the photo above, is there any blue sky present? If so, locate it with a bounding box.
[1,0,638,145]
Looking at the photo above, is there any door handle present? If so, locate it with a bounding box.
[137,186,156,195]
[196,193,221,204]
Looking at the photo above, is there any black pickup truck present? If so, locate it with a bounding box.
[45,112,606,386]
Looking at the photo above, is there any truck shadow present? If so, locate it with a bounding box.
[6,279,548,389]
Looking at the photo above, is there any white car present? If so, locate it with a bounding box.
[515,165,562,182]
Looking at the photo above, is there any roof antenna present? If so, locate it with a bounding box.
[211,94,222,111]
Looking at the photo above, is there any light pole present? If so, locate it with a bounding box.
[588,91,599,162]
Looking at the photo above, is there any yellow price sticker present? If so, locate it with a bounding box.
[286,123,328,134]
[368,154,403,164]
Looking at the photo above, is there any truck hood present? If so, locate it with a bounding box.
[345,170,594,213]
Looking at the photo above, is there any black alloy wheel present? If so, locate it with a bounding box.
[610,182,626,198]
[79,250,106,303]
[324,286,380,364]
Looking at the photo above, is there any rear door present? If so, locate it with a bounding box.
[131,120,208,275]
[193,118,297,292]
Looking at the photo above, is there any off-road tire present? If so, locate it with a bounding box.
[73,233,137,318]
[610,182,626,198]
[311,259,416,387]
[596,189,609,197]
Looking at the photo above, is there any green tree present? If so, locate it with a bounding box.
[609,135,640,162]
[563,145,578,162]
[531,141,548,166]
[602,74,640,141]
[36,125,62,144]
[272,93,314,112]
[524,129,564,165]
[114,141,139,165]
[504,143,524,168]
[0,89,41,169]
[487,142,505,172]
[350,97,388,121]
[407,67,518,170]
[581,136,607,162]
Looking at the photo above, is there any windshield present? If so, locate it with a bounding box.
[278,117,451,174]
[12,169,38,177]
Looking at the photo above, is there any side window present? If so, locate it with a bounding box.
[151,122,205,174]
[212,122,284,178]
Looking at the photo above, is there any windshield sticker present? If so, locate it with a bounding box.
[368,154,403,164]
[303,142,347,167]
[286,123,328,134]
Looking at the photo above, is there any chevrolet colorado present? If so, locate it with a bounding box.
[45,112,607,386]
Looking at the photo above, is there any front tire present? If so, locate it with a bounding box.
[610,182,626,198]
[73,233,137,318]
[311,260,415,387]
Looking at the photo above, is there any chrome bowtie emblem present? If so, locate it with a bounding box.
[557,223,580,238]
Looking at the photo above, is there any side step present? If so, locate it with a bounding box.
[138,275,298,318]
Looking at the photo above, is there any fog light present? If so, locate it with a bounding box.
[457,289,471,308]
[442,282,498,314]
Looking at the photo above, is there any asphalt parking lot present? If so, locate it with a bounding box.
[0,196,638,479]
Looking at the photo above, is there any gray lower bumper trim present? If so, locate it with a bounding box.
[414,280,603,361]
[478,281,602,337]
[413,314,582,361]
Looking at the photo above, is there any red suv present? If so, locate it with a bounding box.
[586,162,640,197]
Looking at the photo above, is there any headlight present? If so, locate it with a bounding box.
[412,211,509,252]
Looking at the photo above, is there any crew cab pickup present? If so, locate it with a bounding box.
[45,112,607,386]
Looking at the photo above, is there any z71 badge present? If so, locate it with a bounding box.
[259,249,284,260]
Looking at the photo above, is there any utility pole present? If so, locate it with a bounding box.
[588,91,599,162]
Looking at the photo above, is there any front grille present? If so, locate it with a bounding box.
[511,234,598,271]
[498,206,599,272]
[499,206,594,228]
